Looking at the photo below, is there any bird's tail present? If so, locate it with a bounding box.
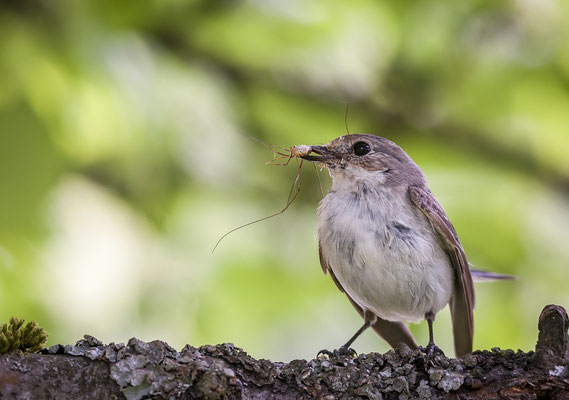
[470,267,516,282]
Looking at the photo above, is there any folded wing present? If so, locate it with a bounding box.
[409,185,474,357]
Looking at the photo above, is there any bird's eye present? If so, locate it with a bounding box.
[353,141,371,156]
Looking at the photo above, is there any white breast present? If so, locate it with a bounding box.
[317,183,454,323]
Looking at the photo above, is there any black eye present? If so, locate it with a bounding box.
[353,141,371,156]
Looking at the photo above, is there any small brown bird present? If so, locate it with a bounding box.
[299,134,512,358]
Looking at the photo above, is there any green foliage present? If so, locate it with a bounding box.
[0,318,48,354]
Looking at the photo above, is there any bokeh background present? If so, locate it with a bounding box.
[1,0,569,362]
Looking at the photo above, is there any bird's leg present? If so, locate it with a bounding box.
[425,311,436,366]
[318,310,376,358]
[340,310,377,352]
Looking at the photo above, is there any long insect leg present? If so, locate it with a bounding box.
[268,154,294,166]
[250,136,290,154]
[249,136,295,166]
[313,163,324,198]
[212,157,304,253]
[286,158,303,204]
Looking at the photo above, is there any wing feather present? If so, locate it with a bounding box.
[408,185,474,357]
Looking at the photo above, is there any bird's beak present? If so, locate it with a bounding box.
[300,145,332,162]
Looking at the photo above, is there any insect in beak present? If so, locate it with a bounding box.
[299,145,332,162]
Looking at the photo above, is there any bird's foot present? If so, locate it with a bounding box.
[424,343,444,369]
[339,345,358,357]
[317,346,357,359]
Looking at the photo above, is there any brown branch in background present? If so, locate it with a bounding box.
[145,24,569,197]
[4,3,568,199]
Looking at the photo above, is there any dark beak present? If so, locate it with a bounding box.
[300,145,332,162]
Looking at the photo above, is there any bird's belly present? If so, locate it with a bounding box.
[317,193,454,322]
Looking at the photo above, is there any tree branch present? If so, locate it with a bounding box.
[1,305,568,399]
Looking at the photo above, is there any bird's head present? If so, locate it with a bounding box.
[300,134,426,188]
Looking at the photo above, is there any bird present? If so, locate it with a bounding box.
[298,133,512,359]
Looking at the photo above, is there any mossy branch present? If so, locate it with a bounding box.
[0,306,568,399]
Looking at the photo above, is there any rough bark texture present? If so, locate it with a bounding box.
[0,305,568,399]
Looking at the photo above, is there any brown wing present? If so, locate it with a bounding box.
[408,185,474,357]
[319,244,417,349]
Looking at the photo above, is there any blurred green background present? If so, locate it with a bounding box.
[1,0,569,362]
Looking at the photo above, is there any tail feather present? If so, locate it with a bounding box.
[470,268,516,282]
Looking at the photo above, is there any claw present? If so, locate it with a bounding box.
[424,344,444,369]
[425,343,435,368]
[316,347,357,359]
[339,346,358,357]
[317,349,334,358]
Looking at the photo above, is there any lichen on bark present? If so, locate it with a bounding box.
[0,304,568,399]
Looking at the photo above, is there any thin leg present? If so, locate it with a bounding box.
[425,311,436,366]
[318,310,377,357]
[341,310,377,351]
[341,321,372,350]
[426,311,435,346]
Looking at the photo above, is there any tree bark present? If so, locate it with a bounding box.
[0,305,568,399]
